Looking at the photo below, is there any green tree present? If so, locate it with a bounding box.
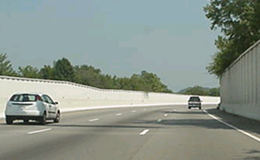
[18,65,41,78]
[117,77,132,90]
[140,70,172,93]
[208,87,220,96]
[74,65,102,87]
[40,65,55,79]
[0,53,16,76]
[204,0,260,77]
[182,86,209,96]
[53,58,74,81]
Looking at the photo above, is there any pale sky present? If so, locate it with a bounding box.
[0,0,220,92]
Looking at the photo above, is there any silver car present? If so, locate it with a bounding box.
[188,96,202,109]
[5,93,60,125]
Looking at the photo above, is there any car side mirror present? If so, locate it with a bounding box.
[54,102,59,105]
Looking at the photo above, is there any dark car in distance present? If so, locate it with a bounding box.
[188,96,202,109]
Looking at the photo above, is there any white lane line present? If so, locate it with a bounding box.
[157,119,162,122]
[132,110,136,113]
[89,118,99,122]
[144,109,147,111]
[28,128,52,135]
[140,129,149,136]
[164,114,168,117]
[116,113,122,116]
[203,110,260,143]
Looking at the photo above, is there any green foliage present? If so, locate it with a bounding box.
[179,86,220,96]
[117,71,172,93]
[40,65,54,80]
[74,65,103,88]
[208,87,220,96]
[0,53,16,76]
[53,58,74,81]
[181,86,209,96]
[0,55,173,93]
[204,0,260,77]
[18,65,41,78]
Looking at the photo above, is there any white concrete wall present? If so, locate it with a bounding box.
[0,76,220,117]
[220,40,260,121]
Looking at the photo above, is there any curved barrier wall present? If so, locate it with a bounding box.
[220,40,260,121]
[0,76,220,117]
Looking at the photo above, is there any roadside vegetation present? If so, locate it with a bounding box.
[0,53,172,93]
[178,86,220,97]
[0,53,220,95]
[204,0,260,77]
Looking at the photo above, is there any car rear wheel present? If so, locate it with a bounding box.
[39,113,46,125]
[188,107,191,109]
[24,119,29,123]
[54,112,60,123]
[199,107,202,110]
[6,117,13,124]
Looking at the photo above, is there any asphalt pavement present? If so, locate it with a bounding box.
[0,105,260,160]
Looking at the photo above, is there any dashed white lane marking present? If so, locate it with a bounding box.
[28,128,52,135]
[140,129,149,136]
[89,118,99,122]
[132,110,136,113]
[203,110,260,143]
[164,114,168,117]
[116,113,122,116]
[157,119,162,122]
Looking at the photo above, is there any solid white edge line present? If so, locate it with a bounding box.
[140,129,149,136]
[203,110,260,143]
[28,128,52,135]
[89,118,99,122]
[116,113,122,116]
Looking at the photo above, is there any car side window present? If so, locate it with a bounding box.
[41,95,49,103]
[45,95,55,104]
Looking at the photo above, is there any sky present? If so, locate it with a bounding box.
[0,0,220,92]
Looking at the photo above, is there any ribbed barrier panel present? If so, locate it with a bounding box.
[220,40,260,121]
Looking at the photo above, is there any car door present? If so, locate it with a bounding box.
[41,95,55,118]
[45,95,57,118]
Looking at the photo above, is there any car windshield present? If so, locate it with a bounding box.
[10,94,38,102]
[189,97,200,101]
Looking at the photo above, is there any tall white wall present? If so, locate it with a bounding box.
[0,76,220,117]
[220,40,260,121]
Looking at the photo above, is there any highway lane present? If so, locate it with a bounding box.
[0,105,260,160]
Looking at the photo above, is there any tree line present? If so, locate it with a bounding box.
[178,85,220,97]
[204,0,260,77]
[0,53,173,93]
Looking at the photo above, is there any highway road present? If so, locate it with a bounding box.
[0,105,260,160]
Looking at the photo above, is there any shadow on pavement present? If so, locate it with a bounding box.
[206,108,260,136]
[163,110,205,115]
[134,108,260,132]
[241,149,260,160]
[132,118,231,130]
[48,124,160,129]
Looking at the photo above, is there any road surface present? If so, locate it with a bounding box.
[0,105,260,160]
